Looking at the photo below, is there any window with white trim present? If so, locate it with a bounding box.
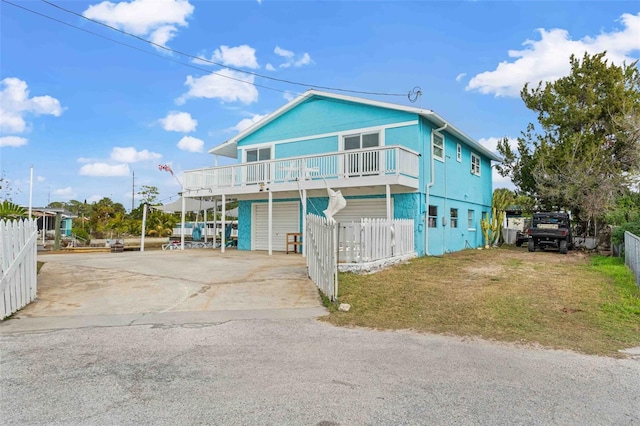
[471,153,481,176]
[456,143,462,162]
[246,147,271,162]
[245,147,272,184]
[468,209,475,229]
[450,208,458,228]
[344,132,380,175]
[433,133,444,161]
[428,205,438,228]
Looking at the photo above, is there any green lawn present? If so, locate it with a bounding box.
[322,247,640,357]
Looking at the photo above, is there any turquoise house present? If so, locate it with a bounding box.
[183,90,499,256]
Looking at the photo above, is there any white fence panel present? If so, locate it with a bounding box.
[305,214,338,300]
[339,218,414,263]
[0,219,38,319]
[625,231,640,287]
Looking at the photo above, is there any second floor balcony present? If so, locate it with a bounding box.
[183,145,420,197]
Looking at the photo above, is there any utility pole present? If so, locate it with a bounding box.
[131,170,135,212]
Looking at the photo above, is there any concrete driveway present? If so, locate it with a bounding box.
[4,249,325,332]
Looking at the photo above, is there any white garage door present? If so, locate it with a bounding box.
[253,201,300,251]
[333,198,391,224]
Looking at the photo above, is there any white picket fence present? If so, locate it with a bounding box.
[306,214,338,300]
[625,231,640,287]
[339,218,414,263]
[1,219,38,319]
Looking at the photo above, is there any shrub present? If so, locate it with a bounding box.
[611,221,640,246]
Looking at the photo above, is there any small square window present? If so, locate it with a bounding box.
[428,205,438,228]
[471,153,481,176]
[456,144,462,162]
[433,133,444,161]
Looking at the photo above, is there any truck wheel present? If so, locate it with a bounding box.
[516,240,523,247]
[559,239,568,254]
[528,240,535,252]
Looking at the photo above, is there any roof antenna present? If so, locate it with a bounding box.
[408,86,422,106]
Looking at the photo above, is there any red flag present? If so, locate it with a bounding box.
[158,164,174,176]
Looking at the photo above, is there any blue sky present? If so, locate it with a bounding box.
[1,0,639,209]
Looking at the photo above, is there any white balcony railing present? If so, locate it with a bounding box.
[183,145,420,192]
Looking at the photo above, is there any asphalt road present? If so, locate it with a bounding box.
[2,314,639,425]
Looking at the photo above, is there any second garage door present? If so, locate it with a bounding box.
[253,201,300,251]
[333,198,392,224]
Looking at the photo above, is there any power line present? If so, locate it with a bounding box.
[1,0,296,96]
[38,0,408,98]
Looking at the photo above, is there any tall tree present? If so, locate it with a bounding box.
[497,52,640,228]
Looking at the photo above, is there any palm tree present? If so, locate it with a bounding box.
[0,201,27,220]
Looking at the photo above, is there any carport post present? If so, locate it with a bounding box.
[268,190,273,255]
[203,206,207,244]
[302,189,307,258]
[141,203,147,252]
[221,194,226,253]
[180,194,186,250]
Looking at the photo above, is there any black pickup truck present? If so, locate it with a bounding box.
[527,212,572,254]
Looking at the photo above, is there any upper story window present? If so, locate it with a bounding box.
[344,132,379,151]
[433,133,444,161]
[246,147,271,162]
[471,153,481,176]
[456,144,462,162]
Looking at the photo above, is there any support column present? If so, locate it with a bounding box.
[141,203,147,252]
[386,184,392,222]
[203,205,207,244]
[268,190,273,256]
[302,189,307,258]
[180,194,186,250]
[221,194,226,253]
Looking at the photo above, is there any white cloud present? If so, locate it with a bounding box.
[177,135,204,152]
[53,187,76,198]
[230,114,268,133]
[177,68,259,104]
[282,91,296,101]
[110,147,162,163]
[37,176,46,182]
[265,63,276,71]
[294,53,311,67]
[0,78,63,133]
[0,136,28,147]
[478,137,518,190]
[274,46,294,58]
[195,45,259,69]
[87,195,103,203]
[83,0,194,48]
[455,73,467,82]
[273,46,313,68]
[467,12,640,97]
[79,163,130,177]
[159,111,197,132]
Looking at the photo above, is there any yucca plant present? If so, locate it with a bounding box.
[0,201,27,220]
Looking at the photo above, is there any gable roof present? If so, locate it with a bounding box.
[209,90,501,161]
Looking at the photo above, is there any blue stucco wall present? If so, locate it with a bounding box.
[238,97,416,148]
[275,135,338,159]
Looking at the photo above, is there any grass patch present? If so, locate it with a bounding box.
[37,261,44,274]
[322,248,640,357]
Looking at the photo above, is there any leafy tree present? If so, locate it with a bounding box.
[497,52,640,231]
[138,185,159,205]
